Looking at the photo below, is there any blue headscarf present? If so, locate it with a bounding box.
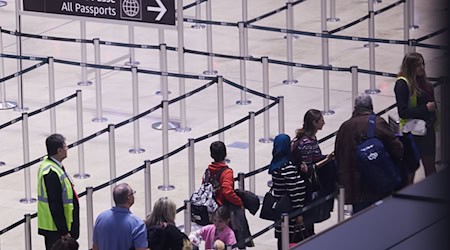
[268,134,292,174]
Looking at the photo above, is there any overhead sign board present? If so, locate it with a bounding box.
[23,0,175,26]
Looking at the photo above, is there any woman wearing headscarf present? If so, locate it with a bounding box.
[269,134,308,249]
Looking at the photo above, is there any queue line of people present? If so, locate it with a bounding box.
[37,51,438,250]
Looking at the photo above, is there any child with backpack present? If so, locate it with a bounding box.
[189,206,237,250]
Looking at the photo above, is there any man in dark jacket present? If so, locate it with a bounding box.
[334,95,404,214]
[37,134,79,250]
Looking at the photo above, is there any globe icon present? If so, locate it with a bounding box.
[122,0,140,17]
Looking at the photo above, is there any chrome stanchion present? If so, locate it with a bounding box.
[217,76,225,142]
[184,200,192,235]
[281,213,289,250]
[144,160,152,215]
[14,0,27,112]
[192,0,205,29]
[363,0,379,48]
[86,186,94,250]
[327,0,340,22]
[0,27,17,110]
[283,0,298,85]
[92,38,107,122]
[19,112,36,204]
[321,0,335,115]
[338,186,345,222]
[77,20,92,86]
[238,172,245,190]
[236,22,251,105]
[248,112,256,193]
[24,214,31,250]
[48,57,56,134]
[125,25,140,66]
[188,138,196,196]
[364,0,380,94]
[108,124,117,207]
[158,28,165,44]
[277,96,285,134]
[259,57,274,143]
[74,90,90,179]
[176,0,191,132]
[129,66,145,154]
[408,0,419,30]
[152,44,180,130]
[284,0,299,40]
[157,100,175,191]
[403,0,411,55]
[351,66,359,111]
[203,0,218,75]
[242,0,251,56]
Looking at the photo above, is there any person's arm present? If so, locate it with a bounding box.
[376,117,404,161]
[221,169,243,207]
[394,79,430,120]
[92,243,99,250]
[44,170,69,236]
[133,222,149,250]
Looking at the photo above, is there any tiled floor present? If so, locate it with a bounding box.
[0,0,447,249]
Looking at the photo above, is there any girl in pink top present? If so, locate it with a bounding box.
[189,206,237,250]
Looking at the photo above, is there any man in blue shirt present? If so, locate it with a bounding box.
[93,183,148,250]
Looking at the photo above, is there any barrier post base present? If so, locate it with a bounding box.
[203,70,218,75]
[327,17,341,22]
[19,198,37,204]
[129,148,145,154]
[363,43,379,48]
[282,79,298,85]
[322,110,335,116]
[191,23,206,29]
[0,1,7,7]
[92,117,108,123]
[0,101,17,110]
[155,90,172,96]
[152,121,180,130]
[125,60,140,66]
[13,106,29,112]
[175,127,192,132]
[365,89,381,95]
[259,137,274,143]
[236,100,251,105]
[409,25,419,30]
[74,173,91,179]
[0,161,5,166]
[77,80,93,86]
[157,184,175,191]
[284,35,300,39]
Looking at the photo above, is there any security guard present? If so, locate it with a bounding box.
[37,134,79,250]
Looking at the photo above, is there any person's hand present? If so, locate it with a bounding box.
[327,153,335,161]
[300,163,308,173]
[61,233,71,240]
[426,102,436,112]
[296,216,304,225]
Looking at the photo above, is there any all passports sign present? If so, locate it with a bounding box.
[23,0,175,26]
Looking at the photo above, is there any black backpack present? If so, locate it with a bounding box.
[356,114,401,193]
[189,167,228,226]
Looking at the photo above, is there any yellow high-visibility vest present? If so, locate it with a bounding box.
[37,157,74,231]
[397,76,417,128]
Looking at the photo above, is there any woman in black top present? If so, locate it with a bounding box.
[394,52,437,184]
[145,197,191,250]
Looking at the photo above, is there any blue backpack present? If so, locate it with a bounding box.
[356,114,401,193]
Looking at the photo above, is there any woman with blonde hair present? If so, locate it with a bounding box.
[394,52,437,184]
[146,197,191,250]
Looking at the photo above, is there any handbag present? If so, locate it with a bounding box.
[398,132,421,173]
[259,187,292,221]
[302,165,331,224]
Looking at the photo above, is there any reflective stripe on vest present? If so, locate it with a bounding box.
[37,157,74,231]
[397,76,417,127]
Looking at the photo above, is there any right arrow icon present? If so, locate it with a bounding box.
[147,0,167,21]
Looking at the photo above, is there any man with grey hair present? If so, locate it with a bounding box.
[334,94,403,214]
[93,183,148,250]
